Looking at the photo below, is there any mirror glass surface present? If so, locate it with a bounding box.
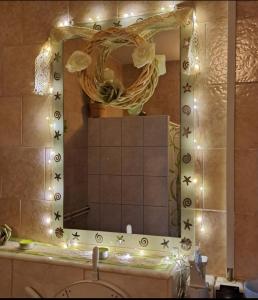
[63,26,181,237]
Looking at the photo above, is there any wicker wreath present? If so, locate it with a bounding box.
[76,26,160,112]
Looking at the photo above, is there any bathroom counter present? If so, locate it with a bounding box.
[0,241,178,280]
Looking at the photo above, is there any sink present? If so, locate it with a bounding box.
[244,279,258,298]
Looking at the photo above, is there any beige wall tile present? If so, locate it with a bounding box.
[0,1,23,46]
[122,205,143,234]
[122,147,143,175]
[100,203,121,232]
[195,211,226,277]
[100,175,121,204]
[122,175,143,205]
[235,213,258,280]
[88,118,100,146]
[0,97,21,146]
[144,206,168,236]
[195,1,228,23]
[12,260,83,297]
[144,176,168,207]
[88,175,100,203]
[122,116,143,147]
[235,149,258,216]
[100,118,121,146]
[0,258,12,298]
[0,147,45,201]
[22,1,69,44]
[20,199,53,243]
[100,147,121,175]
[3,44,42,96]
[236,83,258,149]
[22,95,52,147]
[203,149,226,211]
[144,147,168,176]
[0,197,21,237]
[237,1,258,20]
[236,18,258,83]
[144,116,169,147]
[88,147,100,174]
[69,1,117,24]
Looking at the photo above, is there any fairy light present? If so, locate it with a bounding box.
[139,250,145,256]
[48,229,53,235]
[197,215,202,223]
[193,178,198,184]
[49,87,53,94]
[88,17,93,22]
[123,13,129,18]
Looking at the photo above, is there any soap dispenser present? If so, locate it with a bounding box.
[187,245,209,298]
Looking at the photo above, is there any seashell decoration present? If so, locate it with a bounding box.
[0,224,12,246]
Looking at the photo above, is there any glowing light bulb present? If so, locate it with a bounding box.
[197,215,202,223]
[200,225,205,233]
[194,139,197,144]
[48,159,51,164]
[63,243,68,249]
[194,105,198,110]
[194,98,197,103]
[130,12,134,16]
[139,250,145,256]
[96,15,100,20]
[161,7,165,11]
[58,21,64,27]
[63,19,69,26]
[48,229,53,235]
[195,64,200,71]
[197,145,201,150]
[45,217,51,225]
[200,186,204,191]
[123,13,129,18]
[88,17,93,22]
[72,241,78,247]
[49,87,53,94]
[193,178,198,184]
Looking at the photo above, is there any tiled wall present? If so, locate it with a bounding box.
[235,1,258,280]
[0,0,231,278]
[192,1,228,277]
[87,116,169,235]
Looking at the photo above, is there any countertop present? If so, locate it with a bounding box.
[0,240,178,279]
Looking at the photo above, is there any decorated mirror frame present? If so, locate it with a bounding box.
[35,7,200,257]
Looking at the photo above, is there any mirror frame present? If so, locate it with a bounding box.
[46,9,197,256]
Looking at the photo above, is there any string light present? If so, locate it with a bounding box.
[48,229,53,235]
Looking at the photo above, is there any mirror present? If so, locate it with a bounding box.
[63,26,181,237]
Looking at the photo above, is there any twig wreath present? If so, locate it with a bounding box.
[35,7,197,114]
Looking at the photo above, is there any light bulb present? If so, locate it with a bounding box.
[197,215,202,223]
[139,250,145,256]
[88,17,93,22]
[45,217,51,225]
[96,15,100,20]
[197,145,201,150]
[194,105,198,110]
[123,13,129,18]
[63,19,69,26]
[130,12,134,16]
[49,87,53,94]
[194,139,197,144]
[200,225,205,233]
[200,186,204,191]
[194,98,197,103]
[63,243,68,249]
[193,178,198,184]
[48,229,53,235]
[161,7,165,11]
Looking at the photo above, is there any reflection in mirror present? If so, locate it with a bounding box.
[63,28,181,237]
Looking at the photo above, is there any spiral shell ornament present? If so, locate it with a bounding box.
[182,105,191,116]
[54,193,62,201]
[95,233,103,243]
[182,153,191,164]
[54,153,62,162]
[54,111,61,120]
[183,198,192,208]
[139,237,149,247]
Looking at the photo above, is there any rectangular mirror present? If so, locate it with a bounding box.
[63,25,181,237]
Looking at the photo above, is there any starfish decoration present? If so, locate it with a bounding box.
[183,37,191,48]
[54,52,61,62]
[183,176,192,186]
[54,211,61,221]
[183,219,193,231]
[113,20,122,27]
[55,173,61,181]
[182,127,191,138]
[183,82,192,93]
[72,232,80,240]
[117,235,125,244]
[54,92,61,100]
[54,130,62,140]
[161,239,170,249]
